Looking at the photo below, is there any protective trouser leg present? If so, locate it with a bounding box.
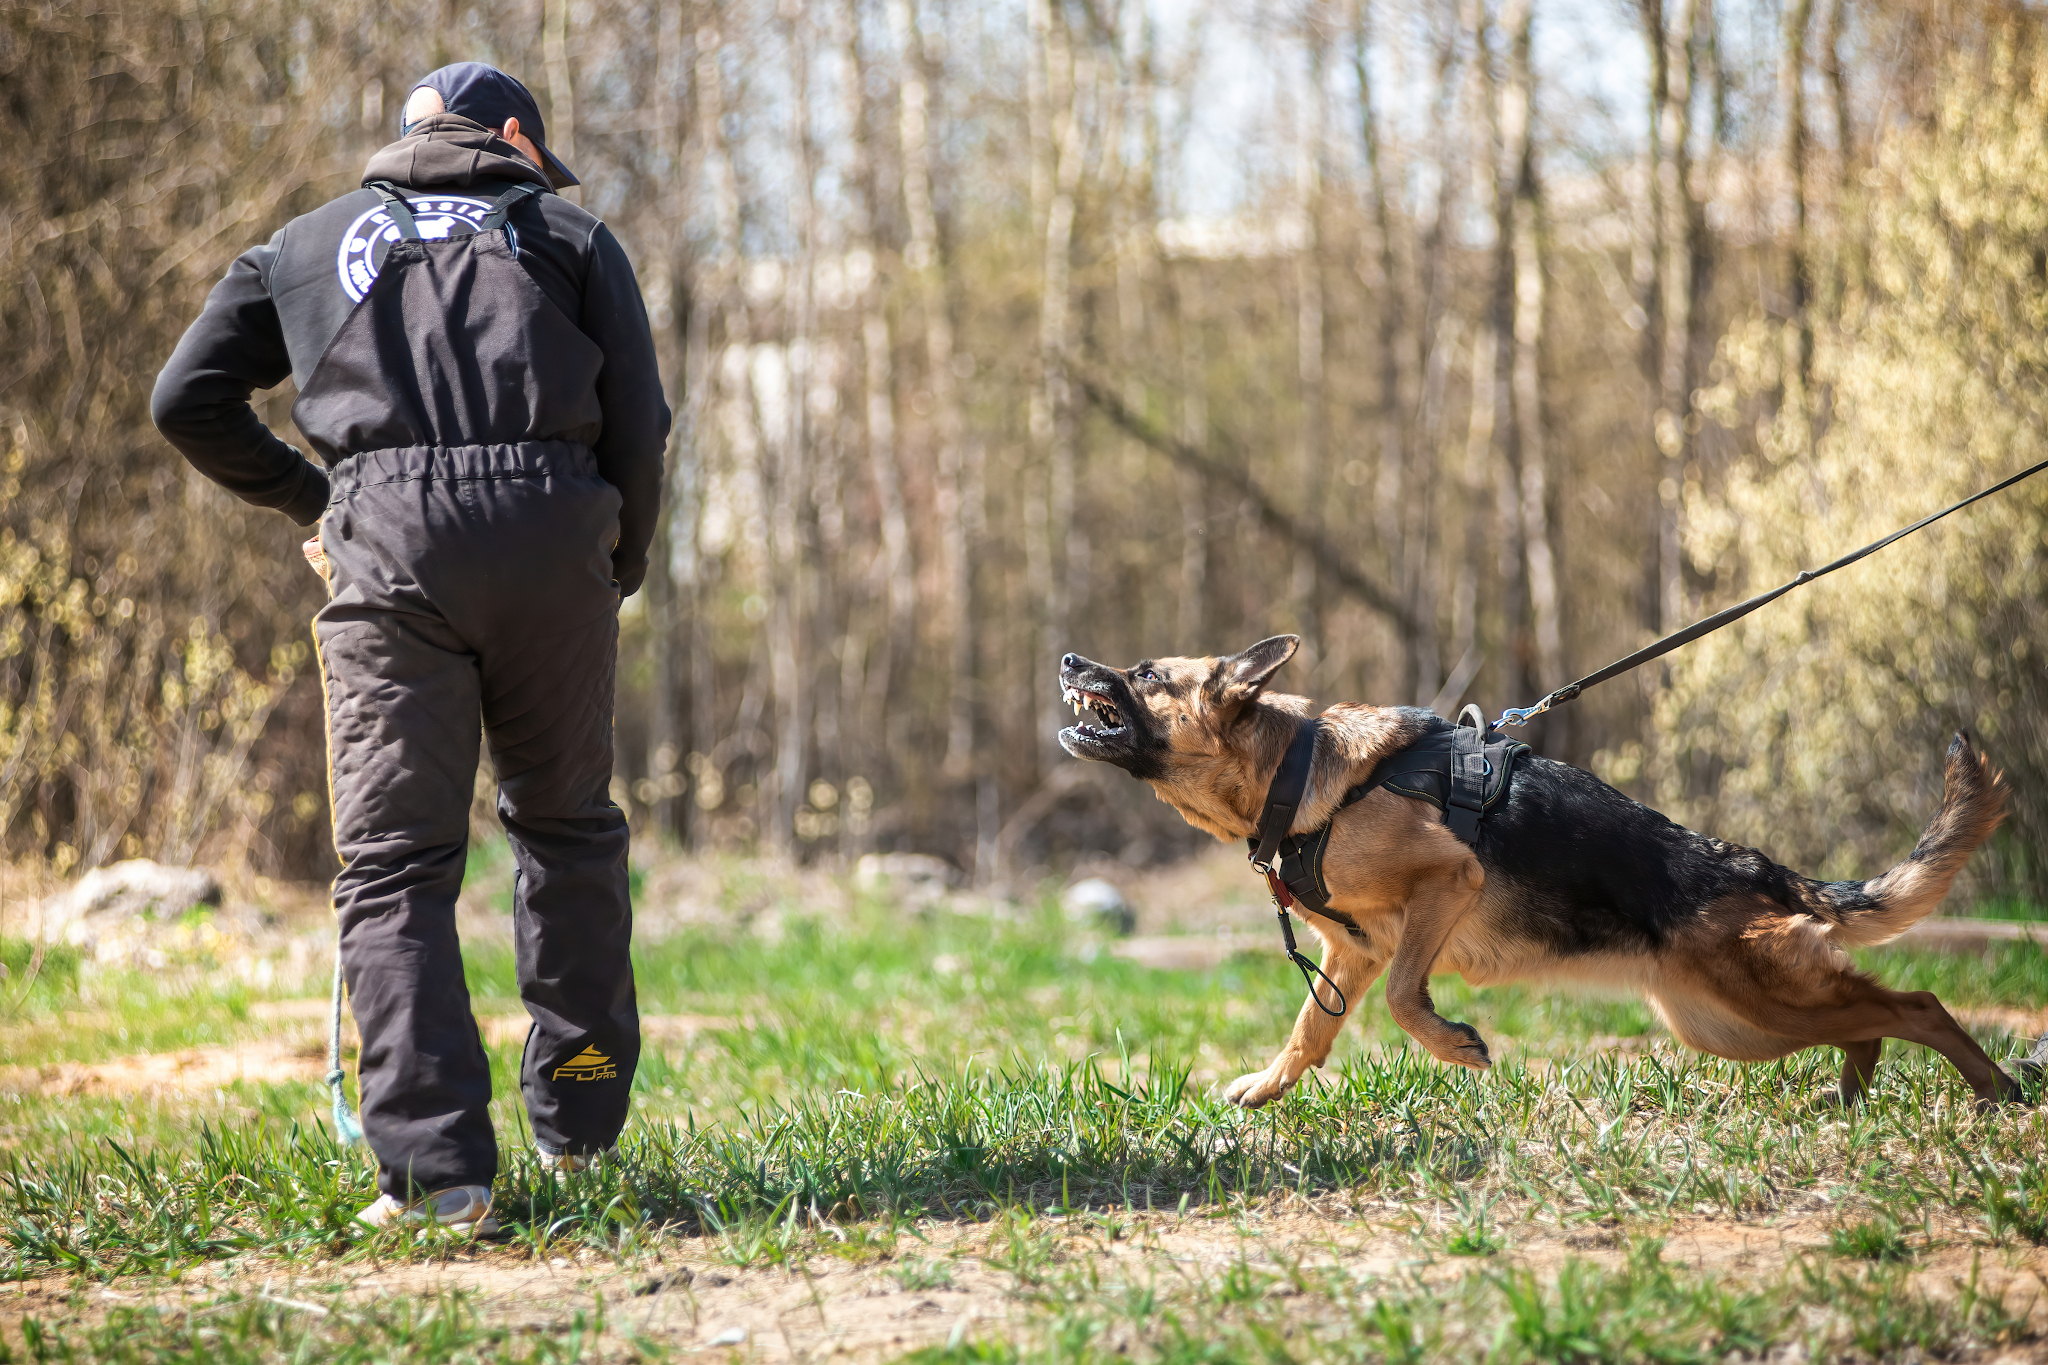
[319,440,635,1196]
[485,605,637,1155]
[319,574,493,1199]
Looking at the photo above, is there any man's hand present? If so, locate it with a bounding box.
[303,534,331,581]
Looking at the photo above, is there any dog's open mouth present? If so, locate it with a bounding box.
[1062,684,1125,737]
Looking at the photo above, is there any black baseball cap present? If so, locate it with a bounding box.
[402,62,579,189]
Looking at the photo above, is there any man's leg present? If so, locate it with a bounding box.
[482,606,638,1158]
[318,596,496,1200]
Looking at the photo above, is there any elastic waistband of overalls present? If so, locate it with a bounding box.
[327,441,597,497]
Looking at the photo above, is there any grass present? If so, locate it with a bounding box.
[0,1290,615,1364]
[4,847,2048,1359]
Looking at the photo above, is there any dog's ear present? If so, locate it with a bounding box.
[1210,635,1299,710]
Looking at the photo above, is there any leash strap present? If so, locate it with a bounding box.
[1496,454,2048,729]
[1275,896,1346,1017]
[326,935,364,1147]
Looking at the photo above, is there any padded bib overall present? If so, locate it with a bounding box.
[305,182,639,1198]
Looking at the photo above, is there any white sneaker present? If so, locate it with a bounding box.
[2016,1035,2048,1086]
[354,1184,499,1236]
[536,1145,618,1175]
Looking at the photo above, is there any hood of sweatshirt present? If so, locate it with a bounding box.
[361,113,553,193]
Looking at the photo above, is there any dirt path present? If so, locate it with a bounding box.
[9,1204,2044,1362]
[0,1014,744,1100]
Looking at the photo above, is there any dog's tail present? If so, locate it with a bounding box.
[1810,733,2008,948]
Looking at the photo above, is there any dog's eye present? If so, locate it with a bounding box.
[1137,668,1158,682]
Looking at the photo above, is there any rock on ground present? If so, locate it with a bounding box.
[33,859,223,965]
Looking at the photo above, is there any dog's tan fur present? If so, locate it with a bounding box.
[1055,636,2017,1110]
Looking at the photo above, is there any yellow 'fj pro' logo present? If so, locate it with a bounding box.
[552,1046,618,1082]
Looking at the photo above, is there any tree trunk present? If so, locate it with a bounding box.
[1408,0,1466,706]
[1655,0,1701,634]
[685,16,743,852]
[1822,0,1853,308]
[1451,0,1503,705]
[767,6,817,853]
[642,0,693,845]
[1637,0,1668,634]
[1355,0,1409,699]
[1504,0,1564,751]
[1785,0,1815,401]
[847,0,912,812]
[1176,266,1210,644]
[1028,0,1084,765]
[890,0,975,781]
[542,0,578,204]
[1292,5,1329,662]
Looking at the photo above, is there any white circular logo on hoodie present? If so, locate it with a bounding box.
[334,195,498,302]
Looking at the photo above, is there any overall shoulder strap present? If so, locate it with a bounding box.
[1249,719,1320,874]
[367,182,421,240]
[480,181,543,232]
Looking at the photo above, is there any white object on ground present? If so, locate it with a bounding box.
[34,860,222,960]
[1061,877,1136,936]
[854,852,962,900]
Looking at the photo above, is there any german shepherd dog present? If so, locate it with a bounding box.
[1056,635,2021,1109]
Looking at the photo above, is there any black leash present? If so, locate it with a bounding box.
[1249,720,1347,1018]
[1495,455,2048,729]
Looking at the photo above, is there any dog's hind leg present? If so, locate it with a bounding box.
[1820,988,2020,1107]
[1764,990,2019,1107]
[1223,921,1385,1109]
[1676,915,2022,1107]
[1383,865,1491,1070]
[1835,1038,1882,1106]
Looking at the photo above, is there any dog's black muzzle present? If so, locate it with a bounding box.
[1056,652,1144,763]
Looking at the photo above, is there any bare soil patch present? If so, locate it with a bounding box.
[20,1203,2045,1362]
[0,1037,328,1097]
[0,1011,748,1097]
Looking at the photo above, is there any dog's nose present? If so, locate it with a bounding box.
[1062,653,1081,670]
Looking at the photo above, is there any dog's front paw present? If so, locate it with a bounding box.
[1223,1066,1295,1109]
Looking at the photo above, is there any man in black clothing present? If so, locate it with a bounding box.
[152,63,667,1233]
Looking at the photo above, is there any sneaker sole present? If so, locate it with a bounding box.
[353,1210,502,1238]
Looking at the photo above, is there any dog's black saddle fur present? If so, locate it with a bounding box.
[1254,711,1530,918]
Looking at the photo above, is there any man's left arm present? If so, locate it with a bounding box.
[581,223,671,597]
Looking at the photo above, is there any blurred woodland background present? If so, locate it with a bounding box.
[3,0,2046,896]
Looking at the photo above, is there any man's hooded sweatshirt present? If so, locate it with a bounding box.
[150,115,669,594]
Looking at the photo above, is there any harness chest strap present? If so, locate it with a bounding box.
[1246,720,1347,1016]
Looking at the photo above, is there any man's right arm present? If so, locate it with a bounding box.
[150,236,331,526]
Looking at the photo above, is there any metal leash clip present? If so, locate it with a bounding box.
[1495,682,1579,731]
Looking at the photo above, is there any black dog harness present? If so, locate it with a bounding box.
[1247,707,1529,1016]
